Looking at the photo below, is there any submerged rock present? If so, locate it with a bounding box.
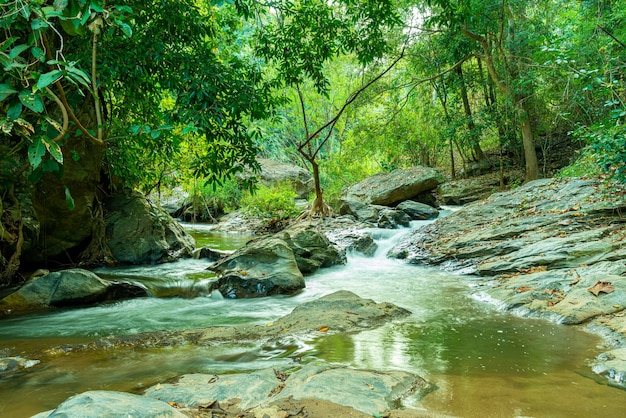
[208,236,305,298]
[0,268,148,314]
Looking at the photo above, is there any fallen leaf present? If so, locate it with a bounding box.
[319,326,329,332]
[587,281,615,296]
[516,286,533,293]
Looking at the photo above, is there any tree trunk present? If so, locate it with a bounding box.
[518,101,540,181]
[455,65,485,161]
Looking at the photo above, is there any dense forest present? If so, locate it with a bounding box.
[1,0,625,282]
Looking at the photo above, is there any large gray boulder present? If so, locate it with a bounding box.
[279,222,346,274]
[32,390,186,418]
[345,166,445,206]
[105,189,195,264]
[208,236,305,298]
[0,269,147,314]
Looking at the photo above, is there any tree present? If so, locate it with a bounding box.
[0,1,273,279]
[424,0,542,181]
[244,0,403,216]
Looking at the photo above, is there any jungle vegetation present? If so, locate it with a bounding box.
[1,0,625,278]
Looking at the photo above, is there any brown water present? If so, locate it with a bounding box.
[1,221,625,417]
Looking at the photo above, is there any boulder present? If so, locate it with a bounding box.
[377,208,411,229]
[396,200,439,220]
[279,223,346,274]
[338,198,381,223]
[208,236,305,298]
[105,189,195,264]
[0,269,148,314]
[32,390,186,418]
[345,166,445,206]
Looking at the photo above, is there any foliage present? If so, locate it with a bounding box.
[240,182,299,220]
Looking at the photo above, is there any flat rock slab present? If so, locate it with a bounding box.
[32,390,187,418]
[38,290,411,354]
[145,360,430,416]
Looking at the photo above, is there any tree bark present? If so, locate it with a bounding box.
[455,65,485,161]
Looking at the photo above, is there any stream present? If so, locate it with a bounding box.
[1,216,626,417]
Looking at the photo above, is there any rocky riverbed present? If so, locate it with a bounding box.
[390,177,626,387]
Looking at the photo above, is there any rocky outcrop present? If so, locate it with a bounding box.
[345,166,445,206]
[145,361,430,416]
[105,189,195,264]
[32,390,186,418]
[0,269,148,314]
[390,177,626,388]
[208,236,305,298]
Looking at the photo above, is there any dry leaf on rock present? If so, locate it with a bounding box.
[587,281,615,296]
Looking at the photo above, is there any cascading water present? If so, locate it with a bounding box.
[1,216,626,417]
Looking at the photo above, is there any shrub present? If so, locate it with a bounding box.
[240,182,300,220]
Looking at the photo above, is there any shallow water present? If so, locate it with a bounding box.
[1,219,625,417]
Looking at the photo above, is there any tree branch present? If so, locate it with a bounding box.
[299,50,406,157]
[45,87,69,142]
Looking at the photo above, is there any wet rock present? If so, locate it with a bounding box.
[279,223,346,274]
[0,268,148,314]
[56,291,411,351]
[338,198,381,223]
[593,348,626,389]
[105,189,196,264]
[0,356,40,376]
[396,200,439,220]
[193,247,232,262]
[330,230,378,256]
[345,166,445,206]
[32,390,186,418]
[378,208,411,229]
[208,236,305,298]
[145,360,430,416]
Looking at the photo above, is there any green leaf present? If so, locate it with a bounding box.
[150,130,162,139]
[7,101,22,121]
[0,36,19,51]
[19,90,44,113]
[31,46,46,62]
[115,20,133,37]
[37,70,63,89]
[45,138,64,164]
[66,66,91,87]
[28,138,46,168]
[115,5,133,14]
[9,44,30,59]
[31,18,49,30]
[90,1,104,13]
[0,84,18,102]
[64,185,75,211]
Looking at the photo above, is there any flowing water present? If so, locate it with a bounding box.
[1,218,625,417]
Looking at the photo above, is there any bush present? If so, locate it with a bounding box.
[240,182,300,220]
